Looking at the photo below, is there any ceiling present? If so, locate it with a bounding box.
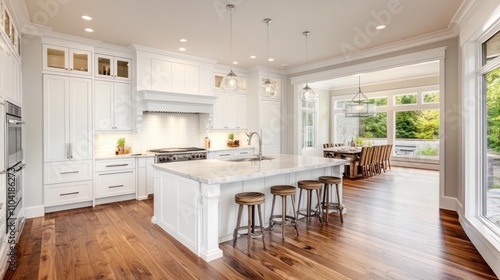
[23,0,464,71]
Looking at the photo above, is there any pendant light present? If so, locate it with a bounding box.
[221,4,240,91]
[299,31,317,102]
[260,18,276,97]
[344,75,376,117]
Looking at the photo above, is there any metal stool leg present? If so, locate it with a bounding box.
[315,188,323,224]
[269,194,277,229]
[306,190,312,230]
[247,205,252,255]
[281,195,286,240]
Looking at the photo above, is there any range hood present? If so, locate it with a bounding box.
[139,90,217,114]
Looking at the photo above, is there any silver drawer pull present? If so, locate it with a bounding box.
[60,191,79,196]
[0,203,3,210]
[105,164,129,167]
[109,185,124,189]
[220,154,231,156]
[99,171,133,176]
[60,171,79,175]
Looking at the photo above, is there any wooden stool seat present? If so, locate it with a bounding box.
[318,176,341,185]
[233,192,266,255]
[298,180,323,190]
[271,185,297,196]
[297,180,323,230]
[235,192,265,205]
[269,185,299,240]
[319,176,344,223]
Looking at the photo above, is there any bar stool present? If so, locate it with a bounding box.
[269,185,299,240]
[232,192,266,255]
[297,180,323,230]
[319,176,344,223]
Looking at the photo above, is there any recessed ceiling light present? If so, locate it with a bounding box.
[268,58,274,62]
[81,15,92,21]
[250,55,256,59]
[85,28,94,32]
[376,25,386,30]
[180,38,187,42]
[233,61,238,65]
[179,47,186,51]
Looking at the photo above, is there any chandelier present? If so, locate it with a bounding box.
[220,4,240,91]
[344,76,376,117]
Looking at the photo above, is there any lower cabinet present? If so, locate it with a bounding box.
[95,158,136,200]
[43,160,93,211]
[136,156,155,200]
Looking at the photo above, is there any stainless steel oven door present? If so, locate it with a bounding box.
[6,114,23,168]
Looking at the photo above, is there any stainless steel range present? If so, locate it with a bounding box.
[148,147,207,163]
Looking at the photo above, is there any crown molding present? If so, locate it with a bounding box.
[287,28,456,76]
[132,44,217,66]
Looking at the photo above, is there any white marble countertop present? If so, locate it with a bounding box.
[153,154,346,184]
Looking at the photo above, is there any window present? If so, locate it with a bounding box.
[483,64,500,231]
[423,91,439,103]
[395,93,417,105]
[302,99,317,148]
[332,85,439,158]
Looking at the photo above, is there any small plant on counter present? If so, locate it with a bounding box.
[116,137,126,154]
[227,133,237,147]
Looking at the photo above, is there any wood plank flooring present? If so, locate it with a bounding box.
[4,167,498,279]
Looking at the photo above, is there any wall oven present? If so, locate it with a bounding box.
[6,102,23,168]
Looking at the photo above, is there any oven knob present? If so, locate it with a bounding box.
[166,156,171,162]
[195,154,199,158]
[172,156,177,161]
[202,154,206,158]
[159,156,165,162]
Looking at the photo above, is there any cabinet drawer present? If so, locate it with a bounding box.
[95,170,135,198]
[44,161,92,184]
[209,151,233,159]
[44,181,92,207]
[233,148,254,156]
[95,158,136,172]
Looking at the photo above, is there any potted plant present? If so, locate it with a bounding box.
[227,133,234,147]
[117,137,126,154]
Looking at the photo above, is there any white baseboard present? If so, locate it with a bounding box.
[24,205,45,218]
[439,195,459,211]
[459,215,500,278]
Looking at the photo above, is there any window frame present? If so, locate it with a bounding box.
[301,99,318,150]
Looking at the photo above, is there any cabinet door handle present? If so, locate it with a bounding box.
[99,171,133,176]
[105,164,129,167]
[60,191,79,196]
[66,144,70,160]
[69,143,73,159]
[60,170,79,175]
[109,185,124,189]
[220,153,231,156]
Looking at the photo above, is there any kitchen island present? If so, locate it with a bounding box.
[151,154,346,262]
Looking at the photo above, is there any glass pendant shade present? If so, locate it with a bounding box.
[260,78,276,97]
[344,76,376,117]
[221,69,240,91]
[299,84,317,102]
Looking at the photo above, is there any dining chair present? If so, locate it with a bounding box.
[385,144,393,170]
[356,147,370,178]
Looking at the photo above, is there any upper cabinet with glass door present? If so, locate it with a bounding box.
[2,4,20,57]
[95,54,131,81]
[42,44,92,76]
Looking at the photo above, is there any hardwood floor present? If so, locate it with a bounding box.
[4,167,498,279]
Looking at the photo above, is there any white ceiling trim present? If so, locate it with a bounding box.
[287,28,455,76]
[290,47,446,86]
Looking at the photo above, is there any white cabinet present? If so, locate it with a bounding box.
[136,156,154,199]
[0,37,21,105]
[260,100,281,154]
[95,158,136,199]
[211,92,247,130]
[95,54,131,81]
[94,81,132,131]
[136,52,212,95]
[43,75,93,162]
[207,147,254,159]
[43,44,92,76]
[43,75,93,209]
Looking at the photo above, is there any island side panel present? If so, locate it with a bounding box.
[200,182,224,261]
[153,170,201,256]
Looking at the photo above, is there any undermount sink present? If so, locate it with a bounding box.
[226,155,275,162]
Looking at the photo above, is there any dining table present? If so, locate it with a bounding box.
[323,147,362,179]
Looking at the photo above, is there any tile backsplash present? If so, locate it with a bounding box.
[94,113,252,156]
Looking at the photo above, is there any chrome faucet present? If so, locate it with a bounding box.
[245,130,262,161]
